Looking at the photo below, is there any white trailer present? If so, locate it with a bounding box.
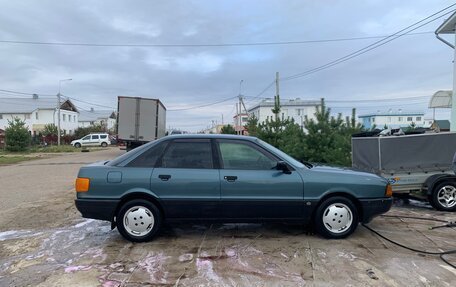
[117,96,166,150]
[352,132,456,211]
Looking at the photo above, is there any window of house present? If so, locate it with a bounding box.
[407,117,412,121]
[398,117,402,122]
[296,109,301,116]
[218,140,277,170]
[160,140,213,169]
[63,114,66,122]
[25,114,30,120]
[0,114,2,119]
[416,116,422,121]
[35,112,38,120]
[371,118,375,123]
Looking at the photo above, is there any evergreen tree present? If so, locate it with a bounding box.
[5,117,31,152]
[220,124,236,134]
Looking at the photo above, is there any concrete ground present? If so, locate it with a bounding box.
[0,148,455,286]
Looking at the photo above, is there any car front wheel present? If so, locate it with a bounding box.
[116,199,162,242]
[74,143,81,148]
[314,196,359,239]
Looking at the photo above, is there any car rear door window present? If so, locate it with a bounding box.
[92,135,99,140]
[160,140,213,169]
[127,141,168,167]
[218,141,277,170]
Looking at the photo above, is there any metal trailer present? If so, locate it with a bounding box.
[352,132,456,211]
[117,96,166,150]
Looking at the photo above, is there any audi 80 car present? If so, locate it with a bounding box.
[75,134,392,242]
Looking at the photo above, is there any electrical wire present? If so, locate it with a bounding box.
[0,32,434,48]
[281,4,456,82]
[362,214,456,269]
[167,96,238,111]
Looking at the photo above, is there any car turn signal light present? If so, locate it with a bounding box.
[385,184,393,197]
[75,178,90,192]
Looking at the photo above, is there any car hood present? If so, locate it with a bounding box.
[303,165,386,182]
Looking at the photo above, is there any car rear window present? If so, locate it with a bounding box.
[100,135,107,139]
[159,140,213,169]
[126,141,168,167]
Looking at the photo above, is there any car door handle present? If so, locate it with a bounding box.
[224,176,238,182]
[158,174,171,181]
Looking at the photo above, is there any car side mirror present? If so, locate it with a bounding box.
[276,161,292,174]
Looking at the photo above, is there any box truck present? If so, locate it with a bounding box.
[117,96,166,150]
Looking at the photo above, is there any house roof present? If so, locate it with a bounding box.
[248,98,320,112]
[79,110,116,122]
[434,120,450,130]
[359,111,424,118]
[435,11,456,34]
[0,97,78,114]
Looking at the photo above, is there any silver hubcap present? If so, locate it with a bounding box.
[322,203,353,234]
[123,206,154,237]
[437,185,456,208]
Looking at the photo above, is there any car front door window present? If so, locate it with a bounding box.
[218,141,277,170]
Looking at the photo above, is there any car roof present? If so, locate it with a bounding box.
[163,134,258,141]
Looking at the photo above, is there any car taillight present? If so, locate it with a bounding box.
[75,178,90,192]
[385,184,393,197]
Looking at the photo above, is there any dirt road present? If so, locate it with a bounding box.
[0,148,122,230]
[0,150,455,286]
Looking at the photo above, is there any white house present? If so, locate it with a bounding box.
[248,98,320,128]
[358,110,425,129]
[0,95,79,136]
[78,109,116,131]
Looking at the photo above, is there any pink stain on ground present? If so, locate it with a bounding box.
[137,252,171,284]
[196,258,221,282]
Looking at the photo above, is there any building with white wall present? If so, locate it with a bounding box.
[247,98,320,128]
[358,110,425,129]
[0,95,79,136]
[78,109,116,131]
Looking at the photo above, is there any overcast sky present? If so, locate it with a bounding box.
[0,0,455,131]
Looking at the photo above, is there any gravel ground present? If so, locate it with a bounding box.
[0,149,455,286]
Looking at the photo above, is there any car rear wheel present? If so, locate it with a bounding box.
[117,199,162,242]
[430,181,456,211]
[314,196,359,239]
[101,142,108,147]
[74,143,81,148]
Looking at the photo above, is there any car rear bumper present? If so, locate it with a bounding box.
[75,199,119,222]
[359,197,393,223]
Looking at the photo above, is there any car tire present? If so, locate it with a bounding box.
[116,199,162,242]
[101,142,108,147]
[314,196,359,239]
[429,181,456,212]
[74,143,81,148]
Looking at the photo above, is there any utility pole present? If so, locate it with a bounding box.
[57,78,72,146]
[274,72,280,121]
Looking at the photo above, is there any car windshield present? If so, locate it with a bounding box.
[256,139,305,169]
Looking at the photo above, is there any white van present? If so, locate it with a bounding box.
[71,133,111,148]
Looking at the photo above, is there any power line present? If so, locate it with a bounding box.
[167,96,238,111]
[0,32,434,48]
[281,4,456,82]
[66,96,116,110]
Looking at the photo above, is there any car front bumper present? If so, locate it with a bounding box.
[359,197,393,223]
[75,199,119,222]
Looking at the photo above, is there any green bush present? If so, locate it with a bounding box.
[5,118,31,152]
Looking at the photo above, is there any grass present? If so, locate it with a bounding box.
[0,145,106,155]
[0,155,39,165]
